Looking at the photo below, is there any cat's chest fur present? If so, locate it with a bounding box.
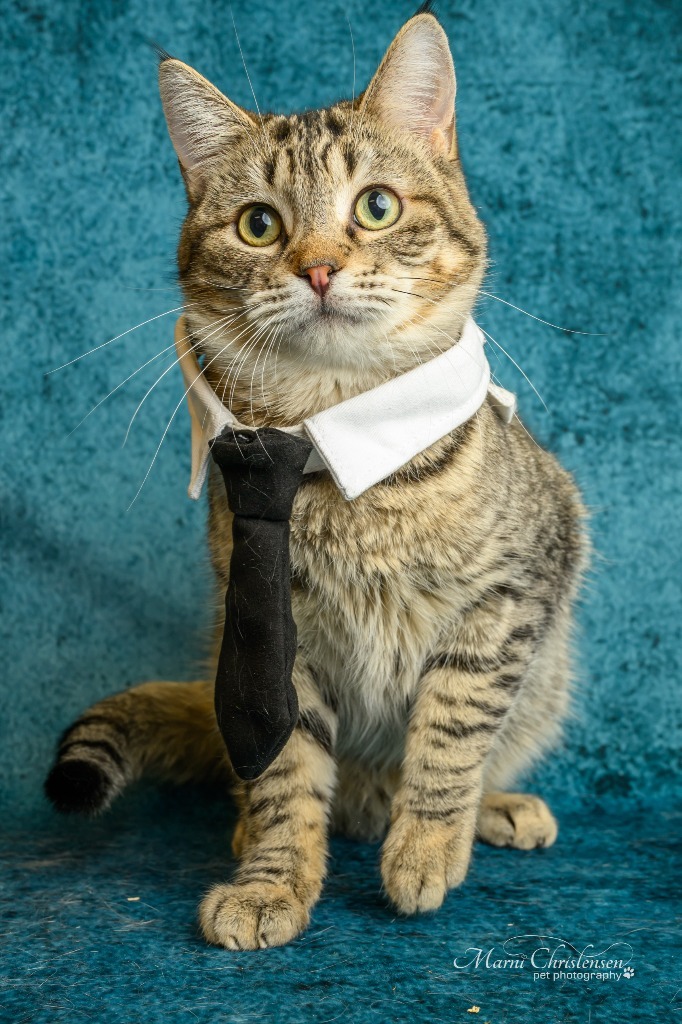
[207,411,510,767]
[287,454,491,764]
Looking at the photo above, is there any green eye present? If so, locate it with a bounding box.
[354,188,401,230]
[237,205,282,246]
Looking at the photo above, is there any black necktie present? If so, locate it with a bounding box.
[208,426,314,780]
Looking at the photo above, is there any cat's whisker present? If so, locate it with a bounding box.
[345,12,357,143]
[479,326,548,413]
[388,289,468,349]
[191,277,247,294]
[123,312,247,446]
[127,323,252,511]
[378,317,400,378]
[506,408,544,452]
[198,314,268,433]
[390,314,433,369]
[46,305,187,374]
[233,317,277,425]
[254,330,275,414]
[399,296,540,415]
[401,307,543,449]
[393,278,602,339]
[227,322,273,412]
[261,323,286,407]
[270,327,288,398]
[480,291,606,336]
[388,288,500,382]
[253,320,281,416]
[397,305,496,407]
[208,313,273,411]
[398,310,444,362]
[248,324,279,423]
[229,5,274,161]
[211,320,259,398]
[393,275,455,289]
[67,336,191,437]
[216,323,279,458]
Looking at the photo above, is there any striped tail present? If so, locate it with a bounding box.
[45,680,228,815]
[45,711,135,814]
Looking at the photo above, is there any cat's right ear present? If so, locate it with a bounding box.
[158,58,255,198]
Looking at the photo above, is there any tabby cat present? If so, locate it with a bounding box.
[46,7,587,949]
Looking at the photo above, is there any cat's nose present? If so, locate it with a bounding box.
[302,263,334,298]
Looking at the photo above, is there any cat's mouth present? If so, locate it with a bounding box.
[313,303,367,325]
[301,285,385,327]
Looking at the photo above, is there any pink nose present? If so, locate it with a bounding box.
[303,264,333,298]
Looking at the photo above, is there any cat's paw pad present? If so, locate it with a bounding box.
[381,815,466,914]
[623,966,635,979]
[199,882,309,950]
[477,792,558,850]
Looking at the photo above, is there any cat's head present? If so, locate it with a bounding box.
[159,9,486,415]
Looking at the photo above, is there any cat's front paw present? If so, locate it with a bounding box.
[199,882,310,950]
[381,813,472,915]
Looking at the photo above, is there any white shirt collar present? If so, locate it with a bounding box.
[174,315,516,502]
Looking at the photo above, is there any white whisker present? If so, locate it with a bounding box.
[46,306,187,374]
[260,323,285,409]
[479,326,548,413]
[123,312,245,446]
[345,12,357,141]
[480,291,605,336]
[67,337,184,436]
[229,5,274,160]
[251,320,279,416]
[247,316,280,420]
[207,312,274,416]
[227,322,272,411]
[126,324,249,511]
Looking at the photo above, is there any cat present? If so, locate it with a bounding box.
[45,6,588,950]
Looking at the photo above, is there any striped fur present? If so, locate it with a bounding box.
[46,10,588,948]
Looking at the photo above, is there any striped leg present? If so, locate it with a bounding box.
[199,659,336,950]
[381,656,525,914]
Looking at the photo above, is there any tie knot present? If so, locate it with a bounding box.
[209,427,314,520]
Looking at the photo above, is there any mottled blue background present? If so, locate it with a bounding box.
[1,1,680,1021]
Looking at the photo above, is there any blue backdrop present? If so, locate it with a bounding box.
[1,1,680,1021]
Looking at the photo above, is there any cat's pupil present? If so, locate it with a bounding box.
[250,208,272,237]
[368,190,390,220]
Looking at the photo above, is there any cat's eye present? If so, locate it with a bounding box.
[237,205,282,247]
[354,188,401,230]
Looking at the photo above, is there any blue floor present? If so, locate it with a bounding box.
[1,0,680,1020]
[2,791,680,1024]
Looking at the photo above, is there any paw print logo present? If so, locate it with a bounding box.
[623,966,635,979]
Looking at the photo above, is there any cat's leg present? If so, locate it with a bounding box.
[199,659,336,950]
[45,680,227,814]
[381,622,541,914]
[476,612,571,850]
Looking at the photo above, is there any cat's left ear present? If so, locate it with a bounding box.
[359,11,457,159]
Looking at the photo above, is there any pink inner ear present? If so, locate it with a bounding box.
[361,16,457,152]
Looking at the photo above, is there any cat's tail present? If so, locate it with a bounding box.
[44,680,229,815]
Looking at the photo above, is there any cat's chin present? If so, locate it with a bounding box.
[281,313,394,373]
[304,301,372,327]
